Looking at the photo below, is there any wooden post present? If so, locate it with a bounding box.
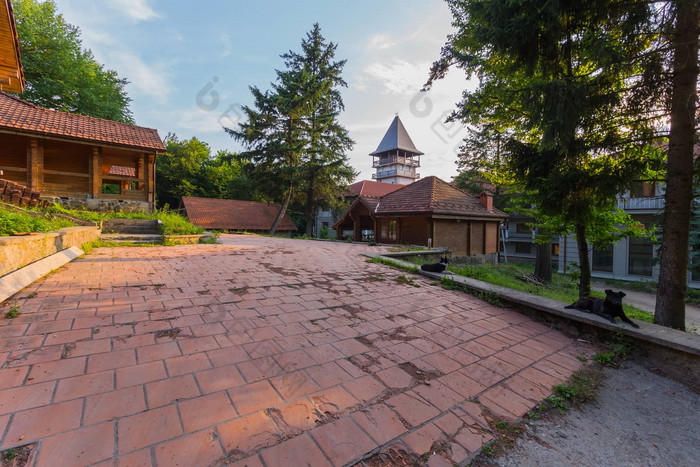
[146,154,155,206]
[26,138,42,190]
[89,147,102,198]
[137,154,145,190]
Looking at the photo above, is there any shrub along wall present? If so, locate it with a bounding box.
[0,226,99,277]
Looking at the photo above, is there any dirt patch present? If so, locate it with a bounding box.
[355,446,417,466]
[484,361,700,467]
[376,328,418,343]
[60,343,75,359]
[398,362,443,383]
[1,443,36,467]
[154,328,183,340]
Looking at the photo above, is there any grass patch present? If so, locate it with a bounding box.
[440,277,503,307]
[396,275,420,287]
[4,305,21,319]
[45,204,203,235]
[0,207,76,236]
[593,333,633,368]
[366,257,419,273]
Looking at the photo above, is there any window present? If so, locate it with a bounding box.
[515,242,531,254]
[516,223,532,234]
[592,244,614,272]
[629,237,654,276]
[630,181,656,198]
[380,220,397,241]
[552,243,560,256]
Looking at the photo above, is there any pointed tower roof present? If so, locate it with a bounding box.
[370,115,424,156]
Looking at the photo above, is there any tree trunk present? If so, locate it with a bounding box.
[575,223,591,297]
[534,240,552,282]
[304,207,314,237]
[654,0,699,330]
[269,185,293,236]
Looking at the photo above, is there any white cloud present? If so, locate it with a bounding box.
[219,33,233,58]
[360,59,431,96]
[107,0,161,22]
[111,52,172,102]
[366,34,397,52]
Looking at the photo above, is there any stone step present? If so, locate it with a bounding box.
[101,219,162,235]
[99,234,163,244]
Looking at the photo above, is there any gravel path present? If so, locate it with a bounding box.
[490,360,700,467]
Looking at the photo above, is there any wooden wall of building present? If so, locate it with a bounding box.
[434,219,500,257]
[0,133,27,184]
[400,217,429,246]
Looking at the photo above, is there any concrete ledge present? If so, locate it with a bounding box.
[0,246,84,303]
[0,226,100,276]
[368,253,700,388]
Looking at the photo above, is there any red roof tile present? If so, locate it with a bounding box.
[0,92,165,151]
[346,180,405,198]
[107,165,136,177]
[182,196,297,231]
[375,176,507,219]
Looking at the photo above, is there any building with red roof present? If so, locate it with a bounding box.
[182,196,297,233]
[333,176,507,259]
[0,92,165,212]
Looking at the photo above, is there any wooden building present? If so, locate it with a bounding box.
[0,92,165,212]
[334,176,508,260]
[0,0,24,94]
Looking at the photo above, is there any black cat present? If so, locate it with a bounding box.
[421,257,449,273]
[565,289,639,328]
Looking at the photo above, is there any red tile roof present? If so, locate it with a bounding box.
[182,196,297,231]
[0,92,166,151]
[107,165,136,177]
[346,180,405,198]
[375,176,507,219]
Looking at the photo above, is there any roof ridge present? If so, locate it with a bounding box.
[0,92,161,132]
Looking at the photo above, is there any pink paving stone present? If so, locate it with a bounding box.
[207,346,250,367]
[71,339,112,357]
[438,371,486,399]
[228,380,283,416]
[309,385,359,416]
[311,416,378,466]
[3,399,83,445]
[106,448,152,467]
[217,412,282,459]
[165,352,212,376]
[111,334,155,350]
[178,335,220,355]
[273,349,316,372]
[83,386,146,426]
[376,365,415,390]
[402,423,444,456]
[45,329,93,345]
[0,415,9,442]
[269,370,321,401]
[117,405,183,454]
[434,412,465,438]
[0,381,55,415]
[0,335,44,352]
[237,356,284,382]
[260,433,332,467]
[420,352,463,374]
[519,366,562,390]
[87,349,136,373]
[454,424,494,454]
[195,365,245,394]
[136,341,182,363]
[412,380,465,411]
[155,428,225,467]
[479,385,533,421]
[271,399,322,435]
[0,367,29,390]
[351,403,408,445]
[146,374,200,408]
[54,370,114,402]
[243,339,284,359]
[116,361,167,388]
[305,362,353,388]
[305,343,346,364]
[343,375,387,403]
[385,392,440,428]
[178,391,237,433]
[503,374,552,403]
[35,422,114,467]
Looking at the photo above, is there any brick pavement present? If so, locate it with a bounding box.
[0,235,598,466]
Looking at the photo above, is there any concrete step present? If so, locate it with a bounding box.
[99,234,163,244]
[101,219,162,235]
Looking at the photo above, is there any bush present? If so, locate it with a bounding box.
[319,225,330,239]
[0,208,76,236]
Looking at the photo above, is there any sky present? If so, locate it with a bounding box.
[53,0,477,182]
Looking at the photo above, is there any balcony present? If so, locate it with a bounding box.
[617,196,665,212]
[372,168,419,180]
[372,156,420,168]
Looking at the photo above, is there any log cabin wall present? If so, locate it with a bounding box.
[0,132,156,210]
[398,217,429,246]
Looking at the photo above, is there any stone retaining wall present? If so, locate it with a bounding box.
[0,226,99,277]
[44,196,152,213]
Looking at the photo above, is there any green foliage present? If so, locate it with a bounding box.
[227,24,355,235]
[45,204,203,235]
[395,275,420,287]
[0,208,76,236]
[429,0,667,296]
[2,448,18,460]
[319,225,330,239]
[12,0,132,122]
[4,305,21,319]
[593,333,634,367]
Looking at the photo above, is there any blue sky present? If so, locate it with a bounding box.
[54,0,476,182]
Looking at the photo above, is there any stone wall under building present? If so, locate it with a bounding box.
[45,196,153,213]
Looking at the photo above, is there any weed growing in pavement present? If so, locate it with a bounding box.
[25,292,37,299]
[4,305,20,319]
[396,275,420,287]
[1,448,17,460]
[593,332,633,368]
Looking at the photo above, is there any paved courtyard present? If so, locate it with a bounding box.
[0,235,597,466]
